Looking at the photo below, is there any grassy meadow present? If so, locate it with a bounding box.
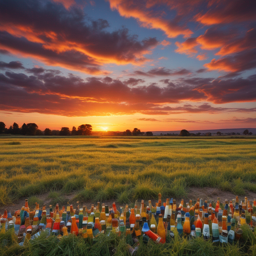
[0,136,256,207]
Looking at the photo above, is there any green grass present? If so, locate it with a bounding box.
[0,136,256,206]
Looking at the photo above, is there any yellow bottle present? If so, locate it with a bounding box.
[157,214,166,243]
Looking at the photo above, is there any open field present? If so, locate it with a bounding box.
[0,136,256,209]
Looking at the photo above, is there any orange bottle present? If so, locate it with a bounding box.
[222,216,227,231]
[24,199,30,212]
[94,217,102,231]
[183,213,191,235]
[129,209,136,225]
[71,216,78,236]
[157,214,166,243]
[158,193,162,206]
[195,214,203,231]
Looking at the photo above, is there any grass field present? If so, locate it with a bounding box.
[0,136,256,207]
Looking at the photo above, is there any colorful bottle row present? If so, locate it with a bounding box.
[1,195,255,246]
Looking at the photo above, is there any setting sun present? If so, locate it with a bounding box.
[101,127,109,131]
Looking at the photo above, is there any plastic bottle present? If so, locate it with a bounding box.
[195,214,203,234]
[157,214,166,243]
[94,217,102,231]
[78,208,83,229]
[203,213,210,240]
[190,225,196,238]
[176,213,183,236]
[183,212,191,235]
[129,209,136,225]
[71,216,78,236]
[164,199,170,221]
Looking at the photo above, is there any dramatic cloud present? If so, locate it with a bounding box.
[0,0,158,74]
[175,27,238,56]
[123,78,145,86]
[205,48,256,72]
[196,0,256,25]
[133,67,191,77]
[161,40,171,46]
[196,74,256,103]
[108,0,193,38]
[0,66,256,116]
[0,61,24,70]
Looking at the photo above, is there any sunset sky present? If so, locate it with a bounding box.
[0,0,255,131]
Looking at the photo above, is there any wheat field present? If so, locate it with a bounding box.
[0,136,255,207]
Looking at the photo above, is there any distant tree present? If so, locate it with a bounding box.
[217,131,222,136]
[36,129,43,135]
[13,122,20,135]
[21,123,28,135]
[124,129,132,136]
[146,132,153,136]
[8,125,13,134]
[0,122,5,133]
[71,126,77,135]
[132,128,141,136]
[27,123,38,135]
[243,129,249,135]
[249,132,252,135]
[44,128,52,135]
[179,129,190,136]
[205,132,212,136]
[60,127,70,135]
[196,133,201,136]
[51,130,60,135]
[77,124,92,135]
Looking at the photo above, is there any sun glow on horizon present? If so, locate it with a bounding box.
[101,126,109,131]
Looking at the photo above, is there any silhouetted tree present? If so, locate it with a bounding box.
[217,131,221,136]
[77,124,92,135]
[179,129,190,136]
[51,130,60,135]
[125,129,132,136]
[0,122,5,133]
[132,128,141,136]
[249,132,252,135]
[21,123,27,135]
[146,132,153,136]
[71,126,77,135]
[8,125,13,134]
[36,129,43,135]
[44,128,52,135]
[60,127,70,135]
[27,123,38,135]
[205,132,212,136]
[13,122,20,134]
[243,129,249,135]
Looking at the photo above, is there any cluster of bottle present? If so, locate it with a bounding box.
[1,194,255,248]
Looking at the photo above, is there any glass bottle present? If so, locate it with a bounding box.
[157,214,166,243]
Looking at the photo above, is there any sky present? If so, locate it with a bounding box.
[0,0,255,132]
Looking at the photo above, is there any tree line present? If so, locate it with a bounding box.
[0,122,92,136]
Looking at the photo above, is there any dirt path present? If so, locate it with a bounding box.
[1,187,256,215]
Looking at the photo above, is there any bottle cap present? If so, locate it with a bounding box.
[205,213,208,218]
[185,212,190,217]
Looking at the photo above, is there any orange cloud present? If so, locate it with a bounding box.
[108,0,193,38]
[196,53,207,61]
[196,0,256,25]
[0,0,159,74]
[175,38,198,56]
[161,40,171,46]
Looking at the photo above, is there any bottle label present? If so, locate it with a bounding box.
[203,224,210,238]
[219,235,228,243]
[135,230,141,236]
[155,237,161,243]
[212,224,219,238]
[228,230,235,241]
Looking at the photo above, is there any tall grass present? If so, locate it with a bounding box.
[0,137,256,206]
